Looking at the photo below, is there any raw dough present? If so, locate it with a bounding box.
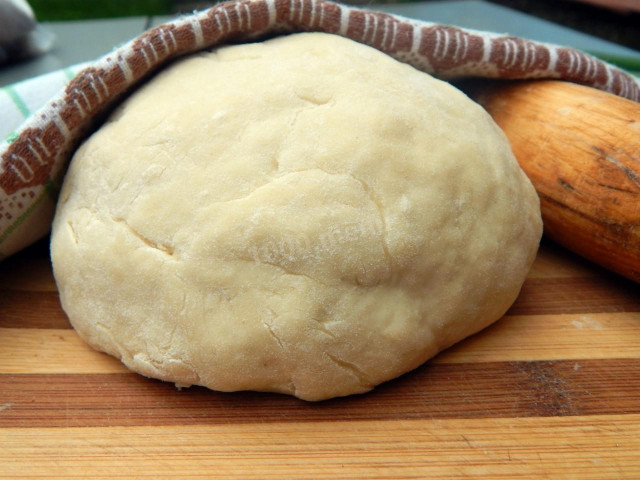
[51,32,542,401]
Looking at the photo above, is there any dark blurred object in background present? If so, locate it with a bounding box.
[572,0,640,13]
[487,0,639,50]
[0,0,54,64]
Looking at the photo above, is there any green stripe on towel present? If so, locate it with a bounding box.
[4,86,30,118]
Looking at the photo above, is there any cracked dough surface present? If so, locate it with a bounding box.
[51,32,542,401]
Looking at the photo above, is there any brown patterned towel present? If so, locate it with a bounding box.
[1,0,639,260]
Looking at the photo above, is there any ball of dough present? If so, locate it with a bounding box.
[51,32,542,401]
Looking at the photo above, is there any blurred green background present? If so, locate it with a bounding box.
[29,0,172,20]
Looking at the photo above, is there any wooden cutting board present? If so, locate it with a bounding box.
[1,237,639,479]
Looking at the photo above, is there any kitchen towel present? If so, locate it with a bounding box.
[1,0,639,260]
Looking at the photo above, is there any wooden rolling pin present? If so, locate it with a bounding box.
[466,80,640,283]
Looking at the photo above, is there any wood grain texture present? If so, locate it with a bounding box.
[468,80,640,283]
[1,358,639,427]
[0,291,70,328]
[1,416,639,479]
[506,276,640,315]
[437,312,640,363]
[1,237,640,477]
[0,328,125,374]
